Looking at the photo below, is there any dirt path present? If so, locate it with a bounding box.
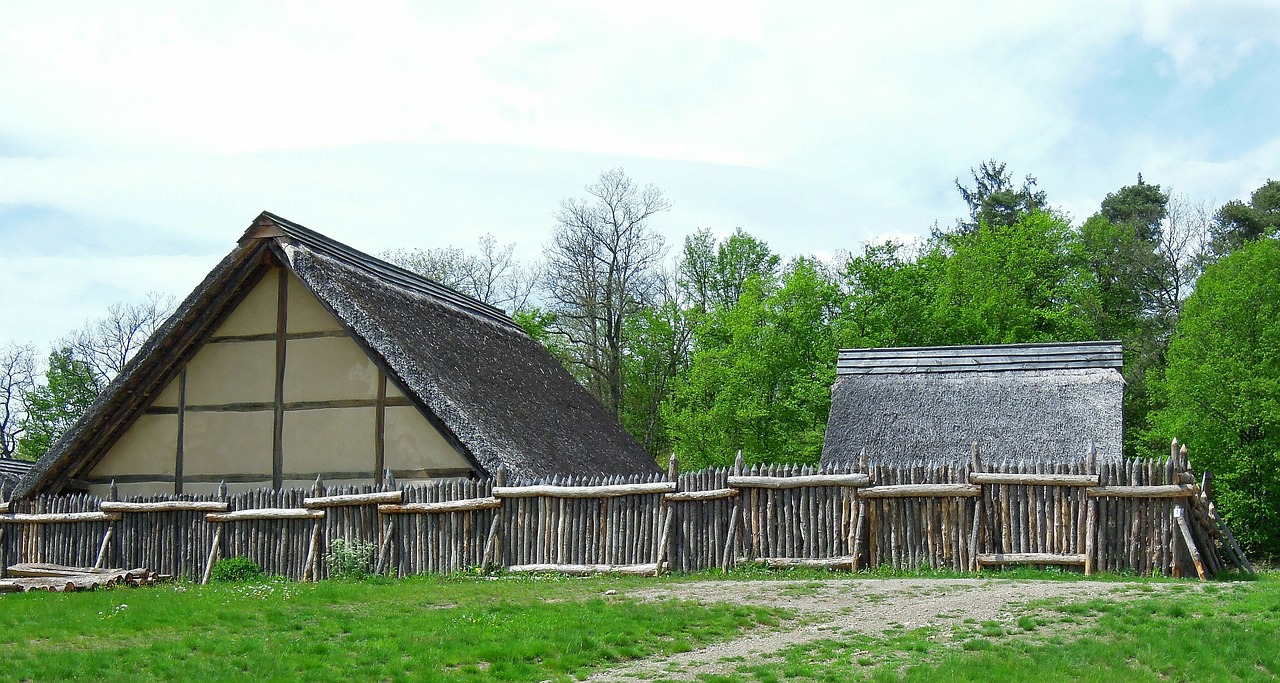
[586,578,1161,682]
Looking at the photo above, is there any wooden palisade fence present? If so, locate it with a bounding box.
[0,440,1252,583]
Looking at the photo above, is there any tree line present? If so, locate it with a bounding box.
[2,164,1277,555]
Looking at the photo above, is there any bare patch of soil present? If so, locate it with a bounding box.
[586,578,1175,681]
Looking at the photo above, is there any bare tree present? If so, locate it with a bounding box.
[543,169,670,416]
[384,234,537,312]
[0,343,37,458]
[1141,195,1212,331]
[64,291,176,385]
[382,246,473,292]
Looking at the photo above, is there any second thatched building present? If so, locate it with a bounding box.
[820,341,1124,469]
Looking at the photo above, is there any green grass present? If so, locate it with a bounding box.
[681,574,1280,682]
[0,574,780,682]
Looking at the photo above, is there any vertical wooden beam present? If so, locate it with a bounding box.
[375,373,387,484]
[175,368,187,495]
[272,270,288,490]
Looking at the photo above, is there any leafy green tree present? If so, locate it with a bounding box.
[930,210,1097,344]
[679,228,780,313]
[1099,175,1169,242]
[842,240,944,347]
[1210,180,1280,257]
[620,294,689,455]
[16,348,101,461]
[952,160,1047,235]
[664,260,846,468]
[1147,237,1280,555]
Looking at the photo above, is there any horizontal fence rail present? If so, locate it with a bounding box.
[0,441,1245,582]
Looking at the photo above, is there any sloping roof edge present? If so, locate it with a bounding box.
[15,239,274,497]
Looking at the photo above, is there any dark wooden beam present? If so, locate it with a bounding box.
[272,269,288,489]
[83,467,474,485]
[375,373,387,484]
[145,396,413,415]
[175,368,187,495]
[206,330,348,344]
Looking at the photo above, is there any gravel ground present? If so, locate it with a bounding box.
[585,578,1170,681]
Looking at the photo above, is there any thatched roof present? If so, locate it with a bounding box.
[0,457,32,497]
[16,212,657,496]
[821,342,1124,468]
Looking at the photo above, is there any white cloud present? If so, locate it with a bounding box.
[1,0,1278,349]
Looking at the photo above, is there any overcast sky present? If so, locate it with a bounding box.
[2,1,1278,352]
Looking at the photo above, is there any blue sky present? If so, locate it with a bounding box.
[1,0,1278,352]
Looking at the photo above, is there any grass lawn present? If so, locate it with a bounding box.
[0,573,780,682]
[690,573,1280,682]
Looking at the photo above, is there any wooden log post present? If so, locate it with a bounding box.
[1174,505,1207,581]
[849,450,868,570]
[654,455,678,575]
[968,443,982,572]
[201,526,223,585]
[375,518,395,576]
[1084,442,1097,576]
[721,452,744,572]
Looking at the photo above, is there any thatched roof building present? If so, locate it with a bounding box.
[16,212,657,498]
[821,342,1124,468]
[0,457,32,498]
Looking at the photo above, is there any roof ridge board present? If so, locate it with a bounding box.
[837,347,1123,361]
[837,352,1125,366]
[838,340,1121,354]
[259,212,518,329]
[836,361,1124,375]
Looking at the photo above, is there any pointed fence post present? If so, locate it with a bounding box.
[94,480,120,573]
[202,481,228,585]
[482,467,506,573]
[303,477,325,581]
[721,452,744,572]
[851,449,869,570]
[655,455,678,575]
[1084,441,1098,576]
[968,443,983,572]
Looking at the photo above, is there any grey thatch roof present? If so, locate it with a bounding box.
[1,457,31,497]
[822,342,1124,468]
[16,212,657,496]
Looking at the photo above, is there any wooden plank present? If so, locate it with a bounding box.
[838,341,1121,360]
[494,482,676,499]
[303,491,403,508]
[977,552,1087,566]
[0,512,121,524]
[970,473,1099,486]
[665,488,739,502]
[750,556,856,569]
[838,360,1122,375]
[727,474,869,489]
[205,508,324,523]
[1087,485,1194,498]
[101,501,230,513]
[379,498,502,514]
[860,484,981,498]
[507,562,663,576]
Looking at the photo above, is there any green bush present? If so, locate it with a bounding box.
[209,556,263,582]
[325,538,377,580]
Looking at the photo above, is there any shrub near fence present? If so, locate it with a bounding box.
[0,441,1250,582]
